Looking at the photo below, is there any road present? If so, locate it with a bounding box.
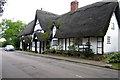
[0,48,119,78]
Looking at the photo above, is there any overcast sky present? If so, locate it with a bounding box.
[1,0,119,24]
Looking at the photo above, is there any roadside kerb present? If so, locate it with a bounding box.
[16,51,120,70]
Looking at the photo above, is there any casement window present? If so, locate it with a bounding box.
[111,23,115,30]
[107,36,111,44]
[53,40,58,46]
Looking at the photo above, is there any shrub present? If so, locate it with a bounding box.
[15,47,22,50]
[46,44,50,49]
[56,50,65,54]
[107,53,120,63]
[82,42,94,57]
[74,52,81,56]
[83,48,94,57]
[46,49,56,53]
[62,50,68,55]
[68,45,75,51]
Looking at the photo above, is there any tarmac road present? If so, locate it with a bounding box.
[0,48,119,78]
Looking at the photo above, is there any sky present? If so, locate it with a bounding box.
[0,0,120,24]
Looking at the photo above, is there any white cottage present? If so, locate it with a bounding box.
[53,1,120,54]
[19,1,120,55]
[19,10,59,53]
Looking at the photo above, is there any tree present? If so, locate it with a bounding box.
[0,19,26,48]
[0,0,7,16]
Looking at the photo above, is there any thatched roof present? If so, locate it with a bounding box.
[34,31,52,41]
[19,10,58,42]
[36,10,59,33]
[115,4,120,27]
[32,10,58,41]
[20,35,32,43]
[19,20,35,37]
[54,2,120,38]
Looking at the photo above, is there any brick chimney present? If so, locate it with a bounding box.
[71,0,79,12]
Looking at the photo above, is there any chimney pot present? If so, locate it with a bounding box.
[71,0,79,12]
[41,8,43,11]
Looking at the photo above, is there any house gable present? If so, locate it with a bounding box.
[34,20,42,31]
[104,12,120,53]
[36,10,59,33]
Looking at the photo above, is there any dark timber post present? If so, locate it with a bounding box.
[39,41,41,54]
[35,39,37,53]
[65,38,67,50]
[43,41,45,53]
[69,38,70,46]
[24,43,27,51]
[22,40,24,51]
[58,39,60,45]
[87,37,90,53]
[29,42,32,50]
[102,37,104,55]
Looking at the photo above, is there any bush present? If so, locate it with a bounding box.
[68,45,75,51]
[50,49,56,53]
[107,52,120,63]
[46,44,50,49]
[15,47,22,50]
[44,49,56,54]
[56,50,64,54]
[83,48,94,57]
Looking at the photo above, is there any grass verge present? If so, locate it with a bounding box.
[111,63,120,69]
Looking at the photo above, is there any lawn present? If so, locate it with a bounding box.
[111,63,120,69]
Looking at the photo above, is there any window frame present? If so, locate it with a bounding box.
[107,36,111,44]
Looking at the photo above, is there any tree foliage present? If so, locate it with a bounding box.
[0,0,7,15]
[0,19,26,48]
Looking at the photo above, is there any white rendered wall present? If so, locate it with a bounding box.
[50,26,58,49]
[32,42,35,51]
[34,20,42,31]
[37,42,39,53]
[66,38,69,50]
[104,13,119,53]
[82,38,88,45]
[58,37,98,54]
[62,39,65,50]
[90,37,97,54]
[20,41,22,49]
[52,26,56,37]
